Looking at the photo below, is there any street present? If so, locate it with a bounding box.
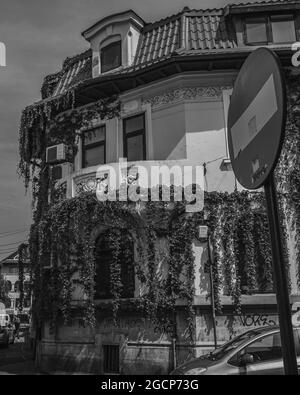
[0,334,40,375]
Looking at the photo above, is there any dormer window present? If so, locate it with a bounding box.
[271,15,296,43]
[245,17,268,44]
[245,15,296,45]
[82,10,144,78]
[100,40,122,73]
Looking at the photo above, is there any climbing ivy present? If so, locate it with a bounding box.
[276,70,300,287]
[25,190,277,338]
[17,64,300,340]
[17,243,28,312]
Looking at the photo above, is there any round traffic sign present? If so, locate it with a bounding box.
[228,48,286,190]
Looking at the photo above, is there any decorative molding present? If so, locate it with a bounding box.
[75,175,99,194]
[74,165,139,196]
[142,86,232,108]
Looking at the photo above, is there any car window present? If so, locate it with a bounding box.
[228,329,300,366]
[295,329,300,356]
[210,330,260,361]
[229,332,282,366]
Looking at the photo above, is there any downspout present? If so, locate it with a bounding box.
[208,235,218,349]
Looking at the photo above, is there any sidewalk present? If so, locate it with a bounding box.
[0,360,43,375]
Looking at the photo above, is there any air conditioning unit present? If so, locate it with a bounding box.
[198,225,208,240]
[46,143,66,164]
[51,162,72,181]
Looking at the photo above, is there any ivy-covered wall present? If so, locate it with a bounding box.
[17,67,300,373]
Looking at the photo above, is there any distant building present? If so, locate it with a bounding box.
[0,249,31,316]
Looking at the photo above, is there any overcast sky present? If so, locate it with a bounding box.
[0,0,260,259]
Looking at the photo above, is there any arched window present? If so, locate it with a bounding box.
[94,231,135,299]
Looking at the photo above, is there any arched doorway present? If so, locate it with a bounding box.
[94,230,135,299]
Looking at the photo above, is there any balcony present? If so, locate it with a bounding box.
[72,159,205,199]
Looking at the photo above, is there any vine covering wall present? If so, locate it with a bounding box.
[25,190,276,338]
[17,67,300,337]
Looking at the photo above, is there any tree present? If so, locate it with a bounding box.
[0,274,10,308]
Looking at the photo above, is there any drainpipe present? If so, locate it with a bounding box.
[207,235,218,349]
[172,310,177,370]
[172,337,177,370]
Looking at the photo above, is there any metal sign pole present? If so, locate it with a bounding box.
[264,173,298,375]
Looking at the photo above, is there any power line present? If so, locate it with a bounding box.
[0,229,28,238]
[0,249,19,255]
[0,240,26,248]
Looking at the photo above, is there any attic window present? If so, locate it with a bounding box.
[100,41,122,73]
[271,15,296,43]
[245,17,268,44]
[245,15,296,45]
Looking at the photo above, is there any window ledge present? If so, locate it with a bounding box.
[100,65,124,77]
[176,294,300,306]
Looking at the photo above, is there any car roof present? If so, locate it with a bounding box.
[246,326,280,335]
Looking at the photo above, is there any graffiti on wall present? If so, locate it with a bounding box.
[238,314,277,328]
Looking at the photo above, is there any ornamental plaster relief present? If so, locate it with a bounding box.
[142,86,232,109]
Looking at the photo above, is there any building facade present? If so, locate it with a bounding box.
[19,1,300,374]
[0,250,31,316]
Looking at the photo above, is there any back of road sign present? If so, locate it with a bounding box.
[227,47,286,190]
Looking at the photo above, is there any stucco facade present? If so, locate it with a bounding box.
[22,2,300,374]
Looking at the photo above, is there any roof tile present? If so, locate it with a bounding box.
[47,1,295,98]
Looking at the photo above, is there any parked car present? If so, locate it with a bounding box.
[0,313,10,328]
[171,326,300,375]
[0,325,15,348]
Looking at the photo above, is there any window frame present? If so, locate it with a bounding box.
[123,113,146,162]
[94,232,135,300]
[244,14,296,45]
[228,329,300,367]
[100,40,122,74]
[82,125,106,169]
[244,16,269,45]
[270,14,297,44]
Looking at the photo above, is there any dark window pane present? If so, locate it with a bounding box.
[6,281,12,292]
[124,115,144,134]
[95,232,134,300]
[246,19,268,43]
[126,134,144,162]
[240,332,282,363]
[271,19,296,43]
[103,345,120,374]
[84,144,105,167]
[95,250,112,299]
[14,282,19,292]
[84,127,105,146]
[101,41,121,73]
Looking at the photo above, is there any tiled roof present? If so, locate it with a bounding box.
[53,50,92,96]
[187,12,236,51]
[44,1,296,99]
[135,15,182,65]
[41,49,92,98]
[0,250,19,263]
[229,0,298,7]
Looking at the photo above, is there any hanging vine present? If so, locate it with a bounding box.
[17,56,300,340]
[18,243,29,312]
[276,71,300,286]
